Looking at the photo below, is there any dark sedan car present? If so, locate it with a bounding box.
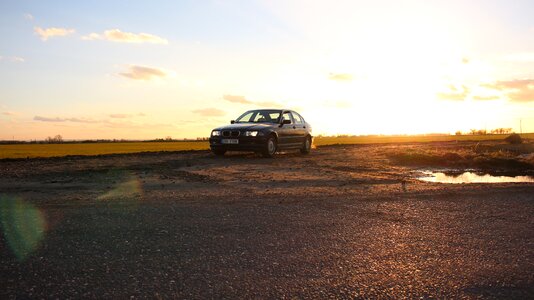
[209,109,312,157]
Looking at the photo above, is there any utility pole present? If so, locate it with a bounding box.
[520,118,522,135]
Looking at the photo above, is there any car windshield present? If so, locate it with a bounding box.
[235,110,282,123]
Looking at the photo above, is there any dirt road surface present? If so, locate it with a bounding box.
[1,143,533,298]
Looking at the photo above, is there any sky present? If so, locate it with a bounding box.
[1,0,534,140]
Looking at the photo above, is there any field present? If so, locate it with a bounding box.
[1,140,533,298]
[1,133,533,159]
[0,141,209,159]
[314,133,534,146]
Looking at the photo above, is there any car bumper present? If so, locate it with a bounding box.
[209,136,268,151]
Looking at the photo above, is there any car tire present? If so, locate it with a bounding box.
[212,149,226,156]
[262,136,277,158]
[300,136,311,154]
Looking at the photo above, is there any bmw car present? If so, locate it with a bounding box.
[209,109,312,157]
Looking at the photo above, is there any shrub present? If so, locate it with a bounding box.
[504,133,522,144]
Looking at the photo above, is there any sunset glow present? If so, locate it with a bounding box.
[1,0,533,140]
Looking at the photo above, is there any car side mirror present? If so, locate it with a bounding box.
[231,120,235,124]
[280,119,291,127]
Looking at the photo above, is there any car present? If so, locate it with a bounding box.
[209,109,312,157]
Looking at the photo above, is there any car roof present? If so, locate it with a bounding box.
[248,109,293,112]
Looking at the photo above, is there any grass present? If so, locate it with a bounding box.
[313,133,534,146]
[385,142,534,171]
[0,142,209,159]
[1,133,533,159]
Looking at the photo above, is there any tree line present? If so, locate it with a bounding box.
[455,128,513,135]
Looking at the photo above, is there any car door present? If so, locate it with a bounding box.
[291,111,307,144]
[277,111,295,146]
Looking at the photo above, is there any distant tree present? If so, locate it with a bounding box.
[45,134,63,143]
[477,129,487,135]
[455,131,462,136]
[165,136,173,141]
[469,129,477,135]
[490,128,512,135]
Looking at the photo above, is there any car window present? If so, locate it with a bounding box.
[292,112,304,124]
[282,112,292,124]
[253,111,278,123]
[236,110,281,123]
[269,113,281,123]
[236,111,254,123]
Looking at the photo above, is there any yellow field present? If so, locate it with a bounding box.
[313,133,534,146]
[1,133,532,159]
[0,142,209,159]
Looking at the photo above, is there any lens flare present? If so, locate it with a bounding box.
[0,196,46,261]
[97,172,143,201]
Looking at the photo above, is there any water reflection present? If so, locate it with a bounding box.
[0,196,46,261]
[419,171,534,184]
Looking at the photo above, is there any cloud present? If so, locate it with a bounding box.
[437,84,469,101]
[222,94,281,107]
[68,118,101,123]
[34,116,65,122]
[34,27,75,41]
[483,79,534,102]
[119,65,168,80]
[0,56,24,63]
[109,113,147,118]
[192,108,226,117]
[328,73,353,81]
[472,95,500,101]
[24,13,34,20]
[2,111,17,116]
[223,94,253,104]
[109,114,132,119]
[33,115,175,132]
[83,33,101,40]
[82,29,168,44]
[34,116,100,123]
[483,79,534,90]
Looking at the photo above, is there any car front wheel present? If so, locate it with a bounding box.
[262,136,277,158]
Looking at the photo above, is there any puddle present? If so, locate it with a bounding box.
[419,171,534,184]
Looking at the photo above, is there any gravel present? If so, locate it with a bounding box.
[0,142,533,298]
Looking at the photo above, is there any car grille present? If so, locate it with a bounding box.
[222,130,240,137]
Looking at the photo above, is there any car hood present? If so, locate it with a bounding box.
[213,123,276,131]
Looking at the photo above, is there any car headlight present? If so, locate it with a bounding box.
[211,130,221,136]
[245,131,258,137]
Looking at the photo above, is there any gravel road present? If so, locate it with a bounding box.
[1,143,533,298]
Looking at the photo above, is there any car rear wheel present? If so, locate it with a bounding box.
[262,136,277,158]
[212,149,226,156]
[300,136,311,154]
